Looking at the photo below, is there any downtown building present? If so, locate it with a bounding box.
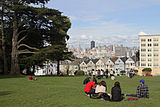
[139,34,160,75]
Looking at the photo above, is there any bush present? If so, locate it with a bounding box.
[133,69,138,73]
[142,68,152,72]
[74,70,84,76]
[142,68,152,76]
[120,70,126,74]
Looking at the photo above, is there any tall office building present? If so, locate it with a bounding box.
[91,41,95,49]
[139,34,160,75]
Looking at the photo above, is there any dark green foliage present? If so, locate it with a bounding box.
[1,0,72,75]
[120,70,126,74]
[74,70,84,76]
[142,68,152,72]
[133,69,138,73]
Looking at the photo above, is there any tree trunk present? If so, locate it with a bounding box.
[57,60,60,75]
[10,18,20,75]
[1,6,8,74]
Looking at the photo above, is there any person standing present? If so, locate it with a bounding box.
[105,69,109,79]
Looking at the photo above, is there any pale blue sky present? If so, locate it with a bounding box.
[46,0,160,48]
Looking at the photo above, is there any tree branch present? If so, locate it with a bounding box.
[18,43,39,51]
[17,30,27,37]
[17,35,27,44]
[18,50,37,54]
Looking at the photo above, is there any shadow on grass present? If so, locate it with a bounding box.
[0,91,12,96]
[0,75,25,79]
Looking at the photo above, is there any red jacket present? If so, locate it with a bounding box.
[84,81,95,92]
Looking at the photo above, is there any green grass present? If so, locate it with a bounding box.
[0,76,160,107]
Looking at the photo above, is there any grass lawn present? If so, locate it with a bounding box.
[0,76,160,107]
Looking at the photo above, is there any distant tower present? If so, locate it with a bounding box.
[91,41,95,49]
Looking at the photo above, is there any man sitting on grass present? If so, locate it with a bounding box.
[126,79,149,98]
[136,79,149,98]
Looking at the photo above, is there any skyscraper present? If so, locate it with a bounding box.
[91,41,95,49]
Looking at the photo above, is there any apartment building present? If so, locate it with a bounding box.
[139,34,160,75]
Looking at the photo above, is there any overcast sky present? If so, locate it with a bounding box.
[46,0,160,48]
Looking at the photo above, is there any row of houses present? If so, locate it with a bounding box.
[69,56,138,75]
[34,56,138,76]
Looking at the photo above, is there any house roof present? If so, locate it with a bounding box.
[91,59,99,64]
[101,57,109,63]
[84,59,90,64]
[69,59,83,65]
[131,56,138,62]
[110,57,118,63]
[120,57,128,63]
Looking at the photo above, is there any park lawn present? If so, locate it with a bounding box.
[0,76,160,107]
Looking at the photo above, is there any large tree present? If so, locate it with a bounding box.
[1,0,72,75]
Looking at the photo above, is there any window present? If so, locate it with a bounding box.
[154,59,158,61]
[153,43,158,46]
[141,44,146,47]
[141,49,146,52]
[153,38,158,41]
[148,49,152,52]
[141,54,146,56]
[141,63,146,66]
[154,54,158,57]
[148,59,152,61]
[154,49,159,52]
[148,39,152,42]
[141,39,146,42]
[154,64,159,66]
[148,63,152,66]
[148,54,152,57]
[148,44,152,47]
[141,58,146,61]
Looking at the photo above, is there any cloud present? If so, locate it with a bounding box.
[81,35,88,39]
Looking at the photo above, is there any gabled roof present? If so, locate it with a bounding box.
[131,56,138,62]
[120,57,128,63]
[69,59,83,65]
[84,59,90,64]
[101,57,109,63]
[91,59,99,64]
[110,57,118,63]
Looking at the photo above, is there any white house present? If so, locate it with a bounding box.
[106,57,118,73]
[125,57,135,72]
[34,61,57,76]
[80,60,89,75]
[96,58,107,71]
[114,57,126,75]
[87,59,99,73]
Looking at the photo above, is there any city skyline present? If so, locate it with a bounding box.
[46,0,160,47]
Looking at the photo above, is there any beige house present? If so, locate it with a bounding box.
[125,57,136,72]
[86,59,99,72]
[80,60,89,74]
[139,34,160,75]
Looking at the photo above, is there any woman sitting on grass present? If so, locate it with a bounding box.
[90,81,108,99]
[110,81,124,101]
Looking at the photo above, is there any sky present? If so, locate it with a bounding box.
[46,0,160,48]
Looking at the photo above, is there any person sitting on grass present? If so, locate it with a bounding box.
[90,81,107,99]
[84,81,95,96]
[111,81,124,101]
[137,79,149,98]
[83,77,91,84]
[126,79,149,98]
